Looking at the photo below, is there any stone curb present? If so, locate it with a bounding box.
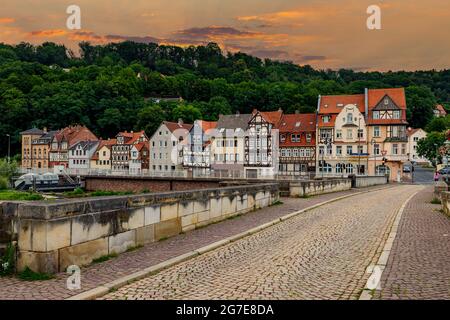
[359,186,424,301]
[67,185,393,300]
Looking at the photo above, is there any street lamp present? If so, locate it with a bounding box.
[6,134,11,164]
[371,138,377,176]
[319,136,333,179]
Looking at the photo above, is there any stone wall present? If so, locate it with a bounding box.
[354,176,388,188]
[1,183,279,274]
[440,191,450,217]
[289,179,351,197]
[84,176,222,193]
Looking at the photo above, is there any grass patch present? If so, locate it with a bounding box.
[0,190,44,201]
[297,194,311,199]
[270,200,284,206]
[125,245,144,253]
[431,198,442,205]
[18,267,54,281]
[91,253,118,264]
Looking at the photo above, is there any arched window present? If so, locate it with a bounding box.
[336,163,345,174]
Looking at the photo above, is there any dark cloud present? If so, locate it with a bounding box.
[251,49,289,59]
[172,26,258,40]
[296,55,327,63]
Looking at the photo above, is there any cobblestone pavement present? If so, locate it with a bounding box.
[101,185,422,300]
[0,185,390,300]
[373,186,450,300]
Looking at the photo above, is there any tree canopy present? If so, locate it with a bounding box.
[0,40,448,157]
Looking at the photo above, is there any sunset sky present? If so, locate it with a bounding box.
[0,0,449,71]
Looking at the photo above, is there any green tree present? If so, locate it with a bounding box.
[171,104,202,124]
[406,86,437,129]
[425,116,450,133]
[135,105,166,136]
[199,96,232,121]
[416,132,446,165]
[98,108,122,138]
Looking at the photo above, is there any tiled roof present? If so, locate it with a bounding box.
[436,104,447,114]
[69,140,99,151]
[319,94,365,114]
[260,110,283,126]
[54,125,98,146]
[278,113,316,132]
[196,120,217,132]
[163,121,193,133]
[367,88,406,111]
[318,114,338,128]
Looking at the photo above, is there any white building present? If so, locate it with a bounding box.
[68,141,100,171]
[211,113,252,178]
[407,128,429,164]
[149,121,192,175]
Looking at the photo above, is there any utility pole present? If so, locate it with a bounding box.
[358,117,361,175]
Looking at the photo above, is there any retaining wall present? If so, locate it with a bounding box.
[289,179,351,197]
[0,183,279,274]
[354,176,388,188]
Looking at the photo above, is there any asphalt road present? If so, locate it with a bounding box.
[410,166,434,185]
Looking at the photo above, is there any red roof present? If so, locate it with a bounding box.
[117,131,148,144]
[436,104,447,115]
[197,120,217,132]
[318,114,338,128]
[53,125,98,148]
[163,121,193,133]
[319,94,365,114]
[367,88,406,110]
[278,113,316,132]
[259,110,283,126]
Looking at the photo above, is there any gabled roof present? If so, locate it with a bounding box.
[216,114,252,130]
[278,113,316,132]
[53,125,98,146]
[116,131,148,145]
[368,88,406,111]
[436,104,447,115]
[319,94,365,114]
[163,121,193,133]
[260,110,283,126]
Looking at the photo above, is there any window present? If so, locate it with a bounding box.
[326,144,332,156]
[358,145,364,154]
[357,129,364,139]
[319,146,324,155]
[392,144,398,155]
[346,164,354,174]
[373,144,380,155]
[336,163,344,173]
[336,130,342,139]
[393,110,401,119]
[373,111,380,119]
[320,129,333,141]
[373,126,381,137]
[346,113,353,123]
[322,115,331,123]
[401,144,406,155]
[346,146,353,155]
[413,137,419,142]
[291,134,301,142]
[336,146,342,156]
[306,134,312,143]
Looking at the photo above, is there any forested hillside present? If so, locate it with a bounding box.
[0,41,448,156]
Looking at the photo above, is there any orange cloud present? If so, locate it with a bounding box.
[0,17,15,24]
[30,29,68,38]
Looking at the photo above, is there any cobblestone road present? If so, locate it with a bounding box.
[373,187,450,300]
[102,185,423,300]
[0,185,388,300]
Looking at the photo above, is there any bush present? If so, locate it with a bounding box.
[0,243,16,276]
[0,176,9,190]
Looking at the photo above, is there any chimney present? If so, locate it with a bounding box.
[178,118,184,126]
[295,110,300,115]
[131,130,134,134]
[43,127,48,133]
[278,108,283,112]
[235,110,240,117]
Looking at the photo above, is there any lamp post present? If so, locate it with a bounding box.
[358,117,362,175]
[6,134,11,163]
[371,138,377,176]
[320,136,332,179]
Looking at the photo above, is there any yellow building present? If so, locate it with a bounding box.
[20,128,56,171]
[90,139,115,172]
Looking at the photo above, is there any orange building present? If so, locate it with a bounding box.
[20,128,57,170]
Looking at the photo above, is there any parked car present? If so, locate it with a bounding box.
[438,167,450,175]
[403,166,411,173]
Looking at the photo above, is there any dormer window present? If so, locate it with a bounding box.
[280,135,286,143]
[322,116,330,123]
[295,122,301,127]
